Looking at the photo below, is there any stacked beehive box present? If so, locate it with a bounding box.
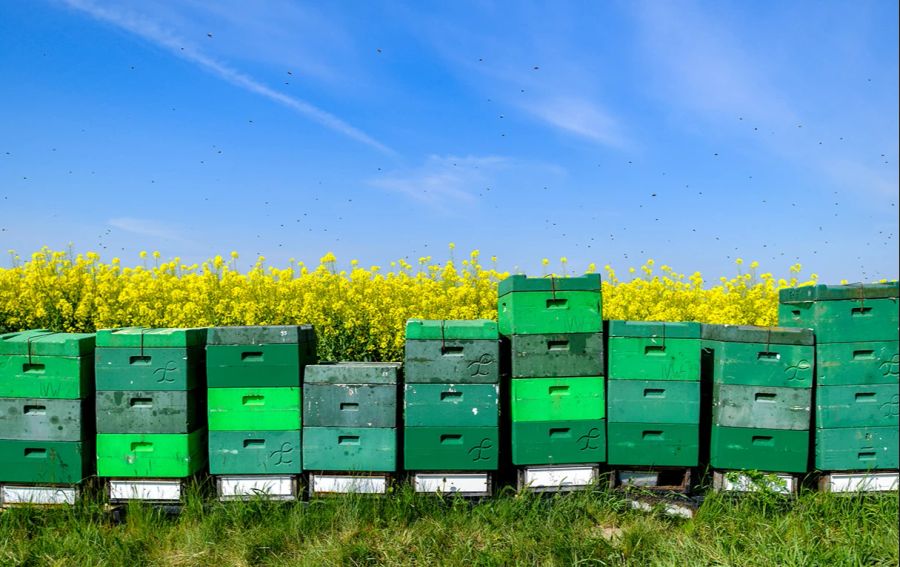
[403,320,499,494]
[303,362,400,493]
[0,330,95,504]
[607,321,701,469]
[499,275,605,482]
[779,283,899,479]
[94,328,207,499]
[207,325,316,499]
[704,325,814,478]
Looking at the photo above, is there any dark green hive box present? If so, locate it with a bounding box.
[712,384,811,430]
[606,380,700,424]
[702,325,814,389]
[95,347,204,391]
[0,331,95,399]
[511,419,606,466]
[208,430,302,475]
[607,423,699,467]
[0,440,90,484]
[815,384,899,429]
[302,427,397,472]
[498,275,602,336]
[404,320,499,384]
[816,426,898,471]
[404,383,498,427]
[510,333,604,378]
[404,426,499,470]
[608,321,701,381]
[0,397,89,442]
[95,390,202,434]
[304,383,397,428]
[206,325,317,388]
[304,362,401,384]
[815,341,899,386]
[778,283,899,344]
[710,426,809,473]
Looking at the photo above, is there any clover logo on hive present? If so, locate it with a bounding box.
[467,354,495,377]
[270,442,294,466]
[785,359,811,381]
[153,360,179,384]
[881,394,899,419]
[468,438,494,461]
[880,354,899,377]
[577,428,602,451]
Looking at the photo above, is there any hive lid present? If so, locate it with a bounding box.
[206,325,315,345]
[701,324,814,346]
[405,319,498,340]
[779,282,899,303]
[0,329,96,356]
[609,320,701,339]
[96,327,207,348]
[498,274,602,296]
[304,362,402,384]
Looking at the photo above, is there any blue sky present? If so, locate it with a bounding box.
[1,1,897,282]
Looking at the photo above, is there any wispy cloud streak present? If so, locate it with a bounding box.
[62,0,393,155]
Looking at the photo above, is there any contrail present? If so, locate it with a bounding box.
[62,0,395,155]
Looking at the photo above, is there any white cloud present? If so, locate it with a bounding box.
[108,217,183,240]
[61,0,393,155]
[370,155,508,208]
[525,96,628,148]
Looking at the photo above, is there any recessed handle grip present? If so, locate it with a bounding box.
[440,434,462,445]
[130,397,153,408]
[130,442,153,452]
[642,430,663,440]
[241,351,264,361]
[751,436,774,446]
[851,307,872,317]
[24,405,46,415]
[858,452,876,460]
[548,428,571,438]
[643,388,665,398]
[129,356,151,365]
[757,352,780,361]
[340,402,360,411]
[547,340,569,351]
[852,350,875,360]
[440,391,463,401]
[546,298,568,309]
[242,395,264,406]
[244,439,265,448]
[22,363,46,373]
[645,345,666,355]
[548,385,570,395]
[339,435,361,445]
[855,392,876,402]
[441,346,464,356]
[754,393,777,402]
[24,448,47,458]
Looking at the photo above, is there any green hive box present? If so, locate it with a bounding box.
[95,390,201,434]
[0,330,95,399]
[404,320,499,384]
[208,430,302,475]
[509,333,604,378]
[511,377,605,422]
[607,423,699,467]
[305,384,397,428]
[404,383,498,427]
[701,325,814,388]
[206,325,316,388]
[95,348,203,391]
[0,440,90,484]
[709,426,808,473]
[778,283,899,344]
[404,426,498,470]
[608,321,701,381]
[815,384,899,429]
[498,274,602,336]
[0,397,88,442]
[606,380,700,424]
[712,384,811,431]
[96,430,206,478]
[815,426,899,471]
[511,419,606,465]
[208,387,300,431]
[815,341,899,386]
[302,427,396,472]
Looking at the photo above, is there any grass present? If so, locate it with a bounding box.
[1,480,897,566]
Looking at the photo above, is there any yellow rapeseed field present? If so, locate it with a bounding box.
[0,247,818,361]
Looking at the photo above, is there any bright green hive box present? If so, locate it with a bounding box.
[815,426,898,471]
[208,430,302,475]
[511,419,606,465]
[511,377,605,422]
[607,422,699,467]
[96,430,206,478]
[778,283,899,344]
[509,333,604,378]
[404,383,498,427]
[606,380,700,424]
[712,384,811,431]
[701,325,814,388]
[814,341,899,386]
[0,439,91,484]
[208,387,300,431]
[710,426,808,473]
[403,426,498,470]
[498,274,602,336]
[404,320,499,384]
[815,384,899,429]
[302,427,396,472]
[0,331,95,399]
[608,321,701,381]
